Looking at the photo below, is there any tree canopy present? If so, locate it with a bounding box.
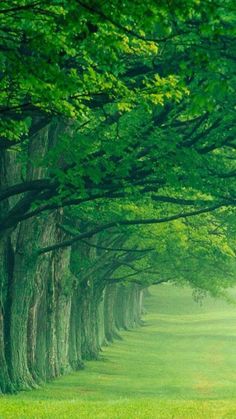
[1,0,236,294]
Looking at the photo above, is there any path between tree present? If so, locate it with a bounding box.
[1,285,236,418]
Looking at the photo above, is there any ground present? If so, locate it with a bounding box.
[2,285,236,418]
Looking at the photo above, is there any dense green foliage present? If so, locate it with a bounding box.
[0,0,236,394]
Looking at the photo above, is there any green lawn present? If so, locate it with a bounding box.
[2,285,236,418]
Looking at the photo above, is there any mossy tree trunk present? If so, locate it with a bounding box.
[68,289,83,370]
[0,237,13,393]
[104,283,121,342]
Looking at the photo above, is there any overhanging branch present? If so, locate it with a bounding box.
[38,203,225,255]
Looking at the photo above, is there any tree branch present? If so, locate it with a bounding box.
[80,239,154,253]
[38,203,224,254]
[0,179,54,202]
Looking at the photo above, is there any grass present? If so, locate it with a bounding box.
[2,285,236,418]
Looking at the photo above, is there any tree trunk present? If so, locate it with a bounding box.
[68,289,83,370]
[104,284,121,342]
[80,285,100,360]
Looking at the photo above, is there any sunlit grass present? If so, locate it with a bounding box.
[2,399,236,419]
[2,285,236,418]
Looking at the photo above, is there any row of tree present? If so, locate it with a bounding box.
[0,0,236,392]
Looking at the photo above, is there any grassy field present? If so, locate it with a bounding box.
[2,285,236,418]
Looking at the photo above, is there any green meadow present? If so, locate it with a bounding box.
[2,285,236,418]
